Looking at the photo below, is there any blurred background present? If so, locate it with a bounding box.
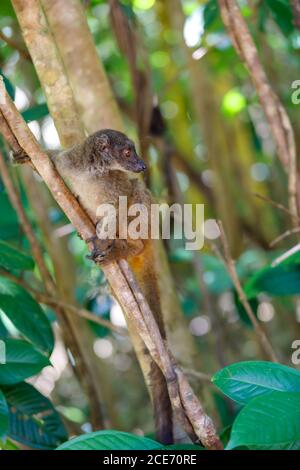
[0,0,300,443]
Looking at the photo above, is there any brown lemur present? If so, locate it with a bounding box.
[13,129,173,444]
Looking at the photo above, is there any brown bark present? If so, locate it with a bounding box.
[218,0,299,226]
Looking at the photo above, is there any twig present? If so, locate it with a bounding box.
[271,243,300,267]
[270,227,300,247]
[182,368,212,384]
[36,293,127,335]
[218,0,299,227]
[217,220,278,362]
[0,269,125,335]
[0,30,31,61]
[254,192,300,221]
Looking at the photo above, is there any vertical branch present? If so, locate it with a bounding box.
[217,220,278,363]
[218,0,299,226]
[108,0,153,157]
[11,0,85,148]
[41,0,123,133]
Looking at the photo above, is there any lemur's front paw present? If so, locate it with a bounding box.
[86,236,115,264]
[10,149,30,165]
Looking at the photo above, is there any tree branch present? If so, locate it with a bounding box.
[0,30,31,61]
[218,0,299,227]
[217,220,278,362]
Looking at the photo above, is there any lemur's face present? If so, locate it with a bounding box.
[94,129,147,174]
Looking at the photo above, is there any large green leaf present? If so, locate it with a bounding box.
[0,277,54,355]
[0,240,34,272]
[57,430,162,450]
[3,382,67,449]
[0,339,50,385]
[227,391,300,450]
[0,389,9,439]
[244,260,300,299]
[212,361,300,405]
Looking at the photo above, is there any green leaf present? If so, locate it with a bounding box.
[0,277,54,355]
[234,291,258,328]
[0,240,34,272]
[265,0,294,36]
[0,1,16,18]
[0,192,20,240]
[0,339,50,385]
[0,389,9,439]
[57,430,162,450]
[227,391,300,450]
[203,0,219,30]
[3,382,67,449]
[0,70,15,100]
[212,361,300,405]
[0,316,8,339]
[0,437,19,450]
[22,103,49,123]
[244,260,300,299]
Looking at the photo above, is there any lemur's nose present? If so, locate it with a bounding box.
[141,163,147,171]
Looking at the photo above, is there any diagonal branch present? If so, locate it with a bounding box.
[217,220,278,363]
[0,30,31,61]
[218,0,299,227]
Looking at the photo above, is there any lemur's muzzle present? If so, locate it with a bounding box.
[134,159,147,172]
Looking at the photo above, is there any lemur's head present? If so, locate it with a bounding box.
[86,129,147,175]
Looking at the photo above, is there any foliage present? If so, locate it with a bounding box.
[213,361,300,449]
[57,430,204,451]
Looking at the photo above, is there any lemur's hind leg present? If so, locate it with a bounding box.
[86,236,115,264]
[86,236,144,264]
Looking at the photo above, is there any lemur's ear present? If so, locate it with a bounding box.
[96,133,110,151]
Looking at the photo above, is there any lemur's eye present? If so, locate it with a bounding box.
[124,149,131,157]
